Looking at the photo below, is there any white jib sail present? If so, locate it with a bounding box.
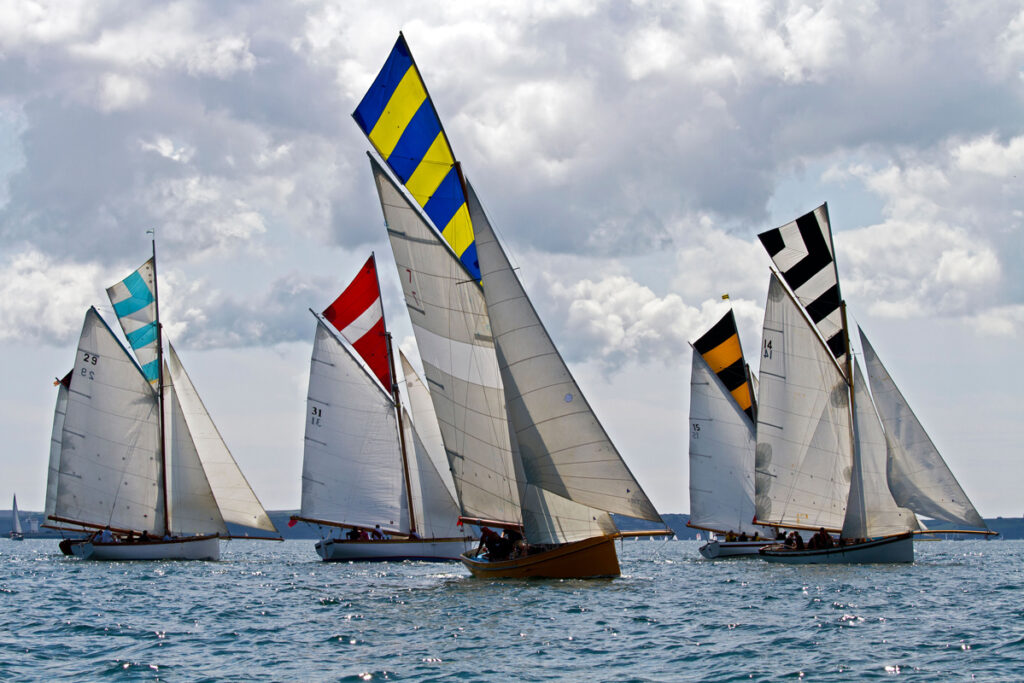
[400,351,459,505]
[44,381,69,522]
[859,329,986,529]
[163,374,228,536]
[301,319,406,531]
[401,407,464,539]
[841,359,918,540]
[755,274,851,532]
[467,180,662,524]
[371,155,522,526]
[166,342,276,533]
[56,308,163,532]
[688,347,758,536]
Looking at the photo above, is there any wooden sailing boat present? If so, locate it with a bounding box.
[370,157,670,578]
[9,495,24,540]
[290,256,474,561]
[752,205,990,563]
[49,245,279,560]
[686,311,770,559]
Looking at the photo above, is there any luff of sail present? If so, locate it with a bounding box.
[165,342,276,533]
[466,180,663,525]
[300,318,407,532]
[688,346,757,535]
[56,307,164,532]
[755,273,851,532]
[44,374,70,523]
[841,359,918,540]
[859,329,986,529]
[370,154,522,527]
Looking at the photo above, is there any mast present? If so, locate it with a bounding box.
[375,253,416,535]
[150,238,170,536]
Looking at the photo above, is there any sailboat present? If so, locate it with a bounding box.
[686,311,771,558]
[48,246,279,560]
[751,205,990,563]
[290,255,474,561]
[369,156,671,578]
[9,495,24,540]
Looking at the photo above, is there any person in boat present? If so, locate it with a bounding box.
[346,527,361,541]
[776,529,787,540]
[126,530,136,543]
[476,526,502,558]
[358,529,370,541]
[162,531,172,541]
[725,530,737,542]
[408,530,420,540]
[98,526,115,544]
[140,530,151,543]
[371,525,386,540]
[739,531,748,542]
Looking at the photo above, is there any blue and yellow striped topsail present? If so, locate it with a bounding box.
[353,34,478,280]
[106,258,159,386]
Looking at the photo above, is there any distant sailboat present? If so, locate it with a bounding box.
[687,311,770,558]
[290,255,474,561]
[49,245,279,560]
[753,205,990,563]
[9,495,24,540]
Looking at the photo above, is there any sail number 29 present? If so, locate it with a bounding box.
[80,352,98,380]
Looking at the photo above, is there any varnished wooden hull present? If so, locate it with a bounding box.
[460,534,620,579]
[759,532,914,564]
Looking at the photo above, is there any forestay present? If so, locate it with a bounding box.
[755,274,851,532]
[841,359,918,540]
[467,180,662,525]
[859,329,986,529]
[166,343,275,533]
[56,308,163,533]
[688,349,758,536]
[300,320,407,532]
[371,155,522,527]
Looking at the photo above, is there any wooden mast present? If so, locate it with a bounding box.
[150,237,170,537]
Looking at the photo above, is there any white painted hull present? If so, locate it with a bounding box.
[699,540,768,559]
[315,537,473,562]
[70,536,221,561]
[759,533,914,564]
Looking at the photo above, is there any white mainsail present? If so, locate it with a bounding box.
[371,155,522,527]
[467,180,662,525]
[300,319,407,532]
[12,495,23,536]
[56,307,163,533]
[859,329,986,529]
[755,273,851,532]
[688,348,757,535]
[44,379,69,523]
[841,359,918,540]
[165,343,274,532]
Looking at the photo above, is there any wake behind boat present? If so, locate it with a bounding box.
[47,244,279,560]
[292,255,473,562]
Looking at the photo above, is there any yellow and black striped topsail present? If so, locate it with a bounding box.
[353,34,478,280]
[693,310,755,422]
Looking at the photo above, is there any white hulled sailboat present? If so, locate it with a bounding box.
[291,256,473,561]
[9,495,24,540]
[49,246,278,560]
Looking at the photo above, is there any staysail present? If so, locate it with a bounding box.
[859,329,986,529]
[755,273,851,532]
[467,180,662,525]
[44,373,71,523]
[371,154,522,527]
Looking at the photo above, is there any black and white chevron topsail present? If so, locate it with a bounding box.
[757,203,847,369]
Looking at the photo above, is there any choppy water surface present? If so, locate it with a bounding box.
[1,539,1021,681]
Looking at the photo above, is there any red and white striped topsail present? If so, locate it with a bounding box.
[322,255,392,391]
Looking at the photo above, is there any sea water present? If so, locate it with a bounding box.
[0,539,1021,681]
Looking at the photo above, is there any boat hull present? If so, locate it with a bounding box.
[315,537,473,562]
[9,533,24,541]
[69,535,221,561]
[699,540,768,559]
[460,534,620,579]
[759,532,914,564]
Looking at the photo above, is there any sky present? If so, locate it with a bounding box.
[1,1,1022,519]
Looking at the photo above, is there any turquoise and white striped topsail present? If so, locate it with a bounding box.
[106,258,159,386]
